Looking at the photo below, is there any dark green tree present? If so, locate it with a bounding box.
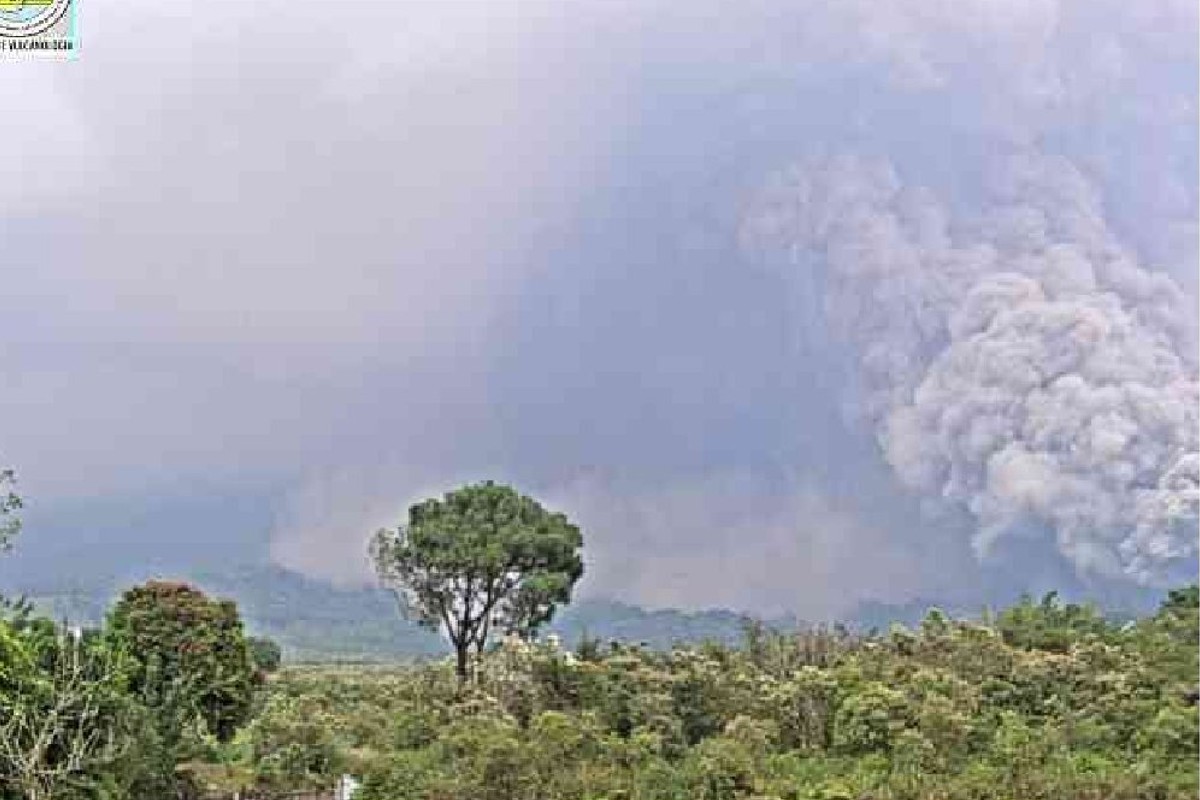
[370,481,584,681]
[996,591,1110,653]
[248,635,283,673]
[105,581,258,743]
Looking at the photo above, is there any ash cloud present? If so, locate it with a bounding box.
[0,0,1194,613]
[741,152,1198,586]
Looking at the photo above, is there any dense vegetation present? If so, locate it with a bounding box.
[2,578,1197,798]
[207,587,1196,800]
[2,481,1195,799]
[0,582,270,800]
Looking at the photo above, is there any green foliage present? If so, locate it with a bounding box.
[370,481,584,679]
[997,592,1111,653]
[245,693,345,791]
[832,682,909,755]
[247,636,283,673]
[96,581,261,798]
[184,565,447,662]
[5,566,1192,799]
[106,581,258,743]
[0,583,270,800]
[18,566,1027,663]
[193,584,1197,800]
[0,619,133,800]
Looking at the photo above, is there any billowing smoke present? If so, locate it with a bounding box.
[1,0,1195,614]
[741,152,1198,586]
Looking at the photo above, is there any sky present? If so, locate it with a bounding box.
[0,0,1196,618]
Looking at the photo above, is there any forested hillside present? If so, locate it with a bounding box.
[19,572,778,661]
[21,565,1151,662]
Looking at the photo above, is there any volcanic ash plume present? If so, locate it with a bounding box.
[741,153,1199,585]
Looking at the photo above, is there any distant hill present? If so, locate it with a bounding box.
[7,563,1149,663]
[17,565,773,661]
[551,598,767,651]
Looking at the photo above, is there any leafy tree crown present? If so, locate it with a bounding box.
[105,581,257,742]
[370,481,584,670]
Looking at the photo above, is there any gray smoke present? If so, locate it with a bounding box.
[1,0,1195,614]
[741,152,1198,585]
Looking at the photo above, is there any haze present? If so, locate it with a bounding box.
[1,0,1196,618]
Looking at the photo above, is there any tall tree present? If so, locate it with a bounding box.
[105,581,258,743]
[370,481,584,681]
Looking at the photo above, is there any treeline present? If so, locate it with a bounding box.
[219,587,1196,800]
[16,567,1166,663]
[2,579,1197,798]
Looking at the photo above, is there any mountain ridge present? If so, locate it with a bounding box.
[8,562,1147,662]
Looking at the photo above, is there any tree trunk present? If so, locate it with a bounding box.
[455,643,470,683]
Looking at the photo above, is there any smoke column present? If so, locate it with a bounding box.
[741,152,1198,586]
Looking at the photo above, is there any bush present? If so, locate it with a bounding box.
[181,586,1200,800]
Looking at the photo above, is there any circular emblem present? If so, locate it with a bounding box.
[0,0,72,38]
